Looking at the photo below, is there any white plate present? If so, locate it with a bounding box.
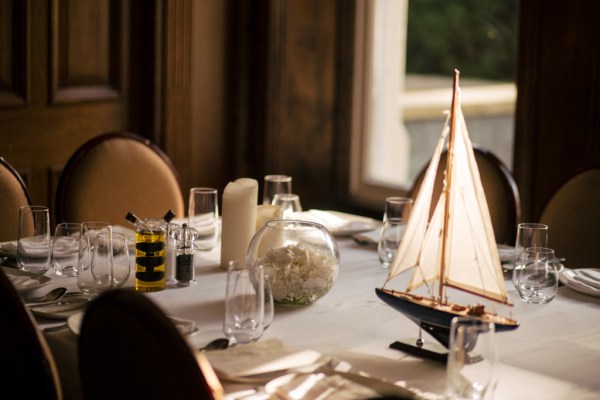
[29,294,92,320]
[291,210,380,237]
[559,268,600,298]
[2,266,52,294]
[67,311,199,336]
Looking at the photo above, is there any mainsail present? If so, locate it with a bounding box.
[384,70,510,305]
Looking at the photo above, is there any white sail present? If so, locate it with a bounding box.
[384,117,449,286]
[384,70,509,305]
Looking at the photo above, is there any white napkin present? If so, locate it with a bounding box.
[8,275,41,290]
[570,269,600,292]
[270,372,379,400]
[204,339,322,380]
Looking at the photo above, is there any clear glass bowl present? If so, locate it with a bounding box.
[247,220,340,305]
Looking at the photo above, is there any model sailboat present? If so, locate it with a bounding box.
[376,70,519,350]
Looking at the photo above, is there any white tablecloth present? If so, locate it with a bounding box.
[34,238,600,399]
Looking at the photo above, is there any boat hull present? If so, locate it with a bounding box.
[375,287,518,348]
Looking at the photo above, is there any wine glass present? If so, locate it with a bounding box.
[378,197,412,268]
[17,206,51,274]
[272,193,302,218]
[104,232,130,288]
[514,247,559,304]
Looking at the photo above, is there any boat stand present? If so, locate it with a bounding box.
[389,325,449,363]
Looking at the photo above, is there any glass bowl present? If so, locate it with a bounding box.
[246,220,340,305]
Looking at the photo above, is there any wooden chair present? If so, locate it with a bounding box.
[408,145,521,245]
[0,268,63,399]
[79,289,222,400]
[539,167,600,268]
[0,157,32,242]
[55,132,185,226]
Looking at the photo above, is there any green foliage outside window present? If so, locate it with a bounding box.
[406,0,519,82]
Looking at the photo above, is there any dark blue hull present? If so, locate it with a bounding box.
[375,287,518,348]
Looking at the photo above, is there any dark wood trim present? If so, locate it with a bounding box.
[0,0,28,107]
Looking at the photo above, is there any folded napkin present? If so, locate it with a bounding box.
[291,210,379,236]
[568,269,600,292]
[204,339,322,381]
[8,274,41,290]
[270,372,379,400]
[0,241,17,258]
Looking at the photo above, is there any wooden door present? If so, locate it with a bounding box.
[0,0,131,218]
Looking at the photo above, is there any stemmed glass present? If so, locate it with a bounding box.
[188,187,219,251]
[378,197,413,268]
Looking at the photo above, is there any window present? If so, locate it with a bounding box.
[350,0,518,205]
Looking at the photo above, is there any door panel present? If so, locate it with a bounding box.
[0,0,130,219]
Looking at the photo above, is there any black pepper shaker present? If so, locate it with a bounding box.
[174,223,198,287]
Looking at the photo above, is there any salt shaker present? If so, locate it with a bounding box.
[174,223,198,287]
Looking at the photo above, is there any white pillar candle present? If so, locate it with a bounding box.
[220,178,258,269]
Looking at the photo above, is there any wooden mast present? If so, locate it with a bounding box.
[438,69,460,302]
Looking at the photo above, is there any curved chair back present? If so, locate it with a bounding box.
[0,268,62,399]
[55,132,185,225]
[408,145,521,245]
[79,289,221,400]
[539,167,600,268]
[0,157,32,241]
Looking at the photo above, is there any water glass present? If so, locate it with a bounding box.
[101,232,130,288]
[188,187,219,251]
[512,223,548,287]
[446,317,497,400]
[272,193,302,218]
[51,222,81,277]
[263,175,292,205]
[77,222,113,294]
[223,260,265,345]
[17,206,51,274]
[514,247,559,304]
[378,197,412,267]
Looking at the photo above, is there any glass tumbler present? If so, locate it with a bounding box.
[17,206,51,274]
[514,247,559,304]
[272,193,302,218]
[446,317,497,400]
[512,223,548,287]
[51,222,81,277]
[223,260,265,345]
[188,187,219,251]
[262,175,292,205]
[77,222,113,294]
[378,197,413,268]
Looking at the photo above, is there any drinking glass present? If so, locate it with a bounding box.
[51,222,81,277]
[512,223,548,287]
[100,232,130,289]
[223,260,265,345]
[263,175,292,205]
[188,187,219,251]
[378,197,413,268]
[272,193,302,218]
[446,317,497,400]
[514,247,559,304]
[77,222,113,294]
[17,206,51,274]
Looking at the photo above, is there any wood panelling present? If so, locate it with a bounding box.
[0,0,27,106]
[51,0,123,103]
[515,0,600,220]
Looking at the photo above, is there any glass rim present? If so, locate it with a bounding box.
[19,205,49,212]
[189,187,218,194]
[385,196,414,204]
[264,174,292,182]
[265,219,325,231]
[524,246,555,255]
[517,223,548,230]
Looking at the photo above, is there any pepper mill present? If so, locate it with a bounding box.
[174,223,198,287]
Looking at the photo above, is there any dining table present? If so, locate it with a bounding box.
[23,225,600,400]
